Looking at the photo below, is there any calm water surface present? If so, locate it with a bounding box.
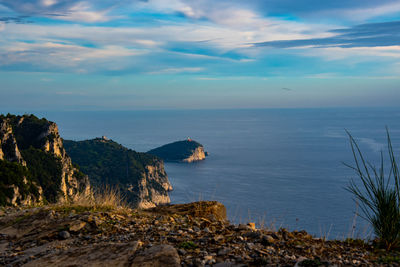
[27,108,400,238]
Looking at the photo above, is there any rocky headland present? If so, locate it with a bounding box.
[0,201,396,267]
[148,139,207,163]
[63,137,173,209]
[0,114,91,206]
[1,114,398,266]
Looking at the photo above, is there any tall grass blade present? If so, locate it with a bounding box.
[345,129,400,250]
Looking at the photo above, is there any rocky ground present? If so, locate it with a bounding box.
[0,201,399,266]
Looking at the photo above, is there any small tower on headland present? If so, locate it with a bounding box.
[187,137,192,142]
[102,136,109,141]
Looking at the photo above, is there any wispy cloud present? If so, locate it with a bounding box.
[0,0,113,22]
[0,15,333,72]
[195,77,220,80]
[0,40,147,73]
[332,2,400,21]
[55,91,87,95]
[253,21,400,49]
[1,0,400,79]
[148,67,204,75]
[142,0,400,22]
[0,16,33,24]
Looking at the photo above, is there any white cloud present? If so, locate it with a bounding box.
[195,77,220,80]
[41,0,57,7]
[134,40,159,47]
[178,5,197,18]
[60,2,111,22]
[148,67,203,74]
[0,41,147,72]
[341,2,400,21]
[1,17,333,55]
[302,46,400,61]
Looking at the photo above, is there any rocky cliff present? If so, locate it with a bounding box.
[148,139,206,163]
[182,146,206,163]
[63,137,172,208]
[0,114,91,206]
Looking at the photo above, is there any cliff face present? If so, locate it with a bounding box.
[0,118,26,166]
[148,139,207,163]
[182,146,206,163]
[0,114,91,206]
[63,138,172,209]
[130,161,173,209]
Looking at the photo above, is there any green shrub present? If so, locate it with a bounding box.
[178,241,198,250]
[345,129,400,250]
[0,160,38,206]
[21,147,62,203]
[377,254,400,264]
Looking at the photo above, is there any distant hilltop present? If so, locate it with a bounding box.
[148,138,207,163]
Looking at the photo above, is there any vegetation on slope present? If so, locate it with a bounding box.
[63,138,167,204]
[64,138,157,186]
[20,147,63,203]
[2,114,53,150]
[147,140,203,161]
[0,160,39,206]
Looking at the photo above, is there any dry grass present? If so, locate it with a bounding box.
[53,186,130,213]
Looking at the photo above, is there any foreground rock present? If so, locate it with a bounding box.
[0,114,91,206]
[131,244,180,267]
[0,201,396,266]
[64,137,172,209]
[148,139,207,163]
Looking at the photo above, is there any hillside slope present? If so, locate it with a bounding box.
[64,137,172,208]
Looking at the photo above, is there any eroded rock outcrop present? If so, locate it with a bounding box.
[148,139,207,163]
[0,118,26,165]
[182,146,206,163]
[63,137,172,208]
[0,114,91,206]
[133,162,173,208]
[148,201,227,221]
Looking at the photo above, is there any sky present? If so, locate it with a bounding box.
[0,0,399,111]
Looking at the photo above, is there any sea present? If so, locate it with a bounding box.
[16,107,400,239]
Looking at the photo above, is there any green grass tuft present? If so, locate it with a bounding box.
[345,128,400,250]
